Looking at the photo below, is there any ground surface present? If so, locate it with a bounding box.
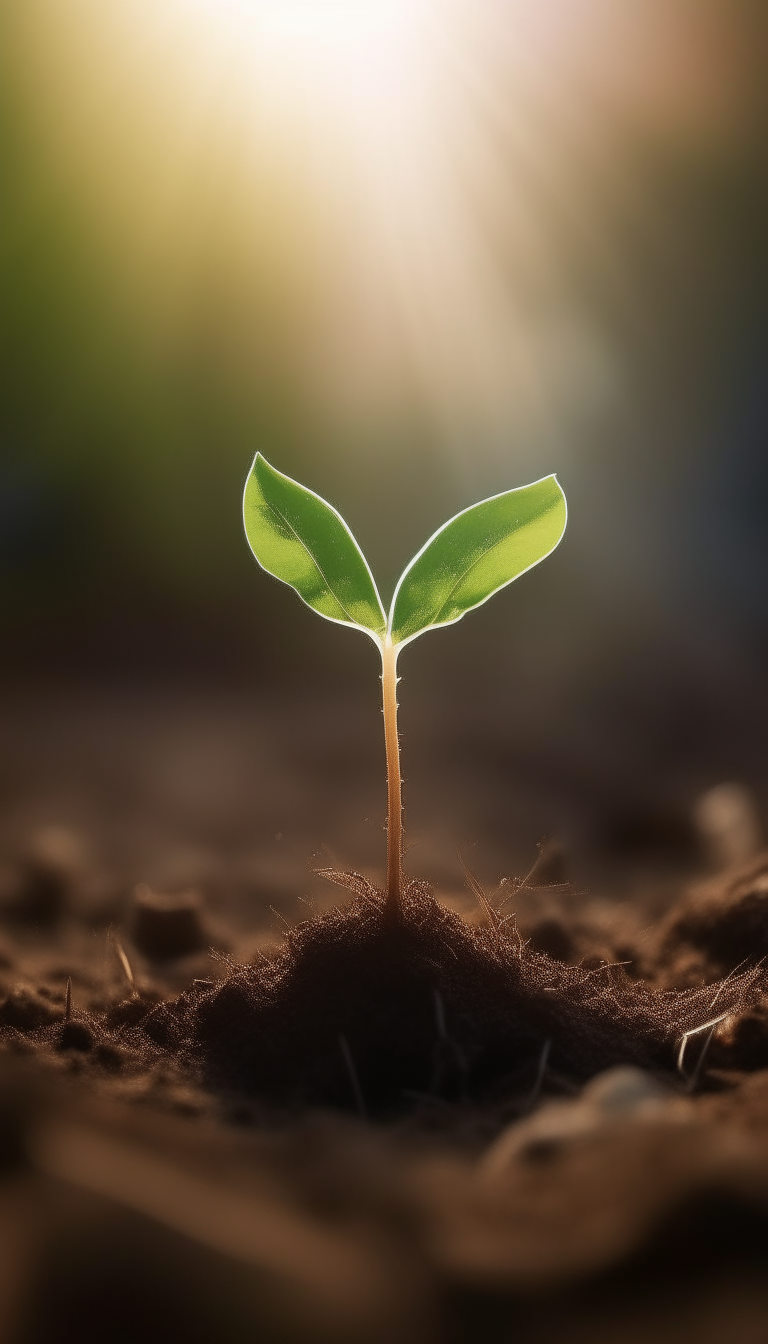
[2,685,768,1343]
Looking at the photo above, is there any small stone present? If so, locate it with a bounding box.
[694,782,763,870]
[481,1068,675,1174]
[582,1065,669,1115]
[131,884,206,961]
[16,826,89,924]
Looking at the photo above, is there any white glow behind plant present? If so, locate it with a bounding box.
[184,0,609,447]
[17,0,717,457]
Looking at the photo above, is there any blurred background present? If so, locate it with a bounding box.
[2,0,768,900]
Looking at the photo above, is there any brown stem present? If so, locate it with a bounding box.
[381,636,403,918]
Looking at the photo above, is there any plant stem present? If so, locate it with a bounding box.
[381,636,403,919]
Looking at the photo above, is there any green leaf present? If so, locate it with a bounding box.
[389,475,567,646]
[243,454,386,640]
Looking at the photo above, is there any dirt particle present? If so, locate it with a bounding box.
[93,1042,125,1072]
[57,1022,94,1053]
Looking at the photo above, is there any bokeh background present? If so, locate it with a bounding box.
[2,0,768,901]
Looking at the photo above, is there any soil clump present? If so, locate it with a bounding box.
[182,873,762,1114]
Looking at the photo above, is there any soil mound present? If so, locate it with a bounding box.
[167,874,763,1115]
[0,872,764,1120]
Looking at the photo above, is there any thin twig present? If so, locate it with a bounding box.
[338,1034,367,1120]
[495,877,521,916]
[580,961,632,981]
[525,1038,551,1111]
[64,977,72,1023]
[708,959,749,1010]
[433,989,447,1040]
[115,940,137,998]
[679,959,759,1090]
[458,851,499,928]
[314,869,380,909]
[269,905,292,933]
[685,1022,719,1094]
[676,1012,730,1075]
[517,855,542,892]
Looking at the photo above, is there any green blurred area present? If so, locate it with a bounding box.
[1,0,767,736]
[0,0,456,679]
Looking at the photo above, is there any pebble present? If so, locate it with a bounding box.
[481,1067,679,1175]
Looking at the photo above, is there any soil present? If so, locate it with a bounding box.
[3,686,768,1343]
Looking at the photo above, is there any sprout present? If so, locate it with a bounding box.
[243,453,567,919]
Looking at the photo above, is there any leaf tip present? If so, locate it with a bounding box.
[541,473,568,538]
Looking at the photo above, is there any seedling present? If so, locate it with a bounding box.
[243,454,567,921]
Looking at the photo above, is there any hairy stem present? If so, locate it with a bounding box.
[381,636,402,918]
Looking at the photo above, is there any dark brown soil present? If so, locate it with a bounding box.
[3,690,768,1342]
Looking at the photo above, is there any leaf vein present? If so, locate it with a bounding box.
[429,503,557,624]
[265,499,358,626]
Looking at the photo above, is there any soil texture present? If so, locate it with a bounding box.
[2,689,768,1342]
